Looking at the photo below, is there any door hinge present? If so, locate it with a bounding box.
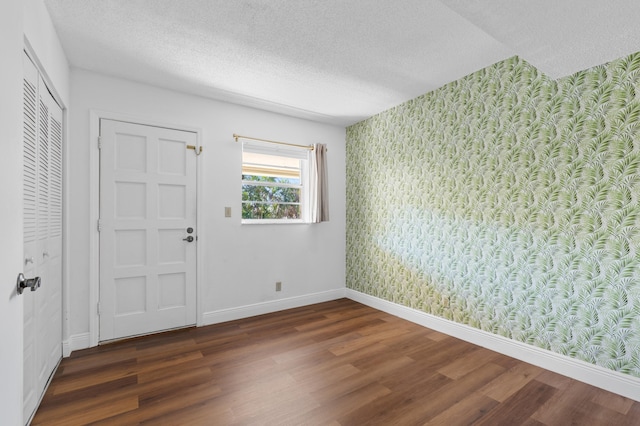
[97,302,101,315]
[97,219,102,232]
[98,136,102,149]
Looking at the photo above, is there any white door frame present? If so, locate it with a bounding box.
[89,110,203,347]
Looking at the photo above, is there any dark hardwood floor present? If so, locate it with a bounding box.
[33,299,640,425]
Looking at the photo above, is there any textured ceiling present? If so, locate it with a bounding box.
[44,0,640,126]
[444,0,640,80]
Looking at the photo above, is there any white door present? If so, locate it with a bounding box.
[23,52,63,423]
[99,119,197,341]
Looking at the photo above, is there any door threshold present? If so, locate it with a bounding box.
[99,324,197,346]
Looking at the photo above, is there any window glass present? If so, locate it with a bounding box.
[242,144,308,222]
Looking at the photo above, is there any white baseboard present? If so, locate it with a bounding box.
[346,289,640,402]
[62,332,91,357]
[201,288,347,326]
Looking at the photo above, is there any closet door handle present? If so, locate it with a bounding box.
[17,273,41,295]
[183,236,194,242]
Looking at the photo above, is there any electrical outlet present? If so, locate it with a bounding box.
[224,207,232,217]
[275,281,282,292]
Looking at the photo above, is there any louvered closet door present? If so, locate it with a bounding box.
[23,52,63,424]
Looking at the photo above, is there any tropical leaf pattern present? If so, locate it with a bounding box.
[346,54,640,377]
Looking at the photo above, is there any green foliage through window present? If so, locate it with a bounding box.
[242,175,302,219]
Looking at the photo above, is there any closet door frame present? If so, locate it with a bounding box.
[22,47,69,356]
[22,46,67,423]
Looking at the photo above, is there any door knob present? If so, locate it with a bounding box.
[17,273,41,295]
[182,236,194,242]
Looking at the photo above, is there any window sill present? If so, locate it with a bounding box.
[241,219,309,225]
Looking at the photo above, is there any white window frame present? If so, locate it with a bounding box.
[241,140,310,224]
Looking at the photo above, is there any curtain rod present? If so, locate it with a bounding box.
[233,133,314,151]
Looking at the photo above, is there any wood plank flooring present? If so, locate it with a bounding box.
[32,299,640,425]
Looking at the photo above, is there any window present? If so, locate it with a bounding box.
[242,141,309,223]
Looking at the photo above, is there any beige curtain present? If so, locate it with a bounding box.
[309,143,329,222]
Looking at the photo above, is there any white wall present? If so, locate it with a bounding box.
[0,1,25,423]
[68,69,346,341]
[23,0,70,106]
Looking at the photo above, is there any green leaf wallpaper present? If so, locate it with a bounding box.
[346,54,640,376]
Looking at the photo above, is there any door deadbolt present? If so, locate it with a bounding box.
[186,227,194,234]
[183,236,194,242]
